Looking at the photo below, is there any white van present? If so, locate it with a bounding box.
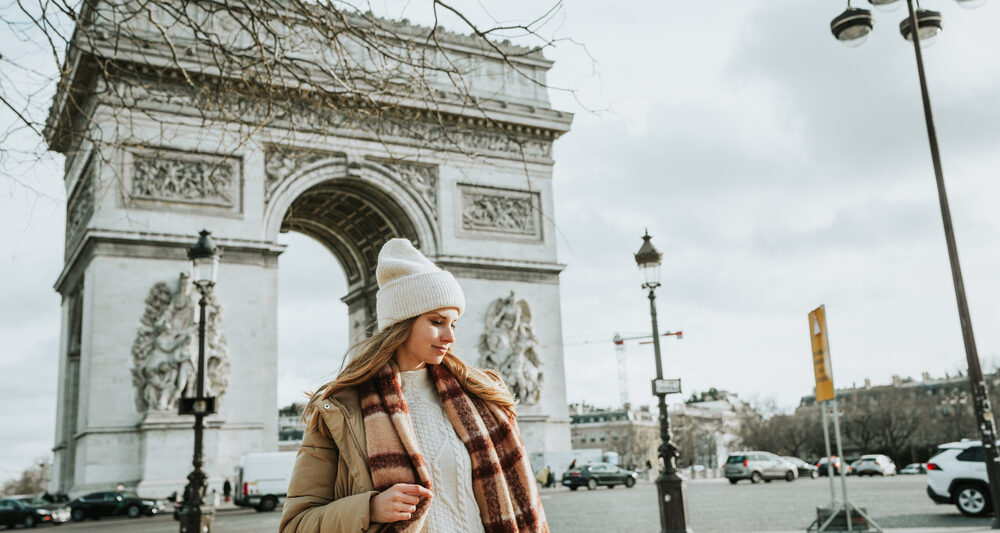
[233,451,297,512]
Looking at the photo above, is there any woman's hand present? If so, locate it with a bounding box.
[370,483,433,523]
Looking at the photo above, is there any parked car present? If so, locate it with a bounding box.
[854,454,896,476]
[68,491,164,521]
[782,456,820,479]
[900,462,927,475]
[724,451,797,484]
[561,463,638,491]
[816,456,851,476]
[926,440,994,517]
[0,496,70,528]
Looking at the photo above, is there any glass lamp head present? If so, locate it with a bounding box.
[831,7,875,47]
[634,230,663,289]
[900,9,943,45]
[188,229,219,284]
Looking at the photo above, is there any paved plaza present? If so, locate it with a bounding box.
[38,475,994,532]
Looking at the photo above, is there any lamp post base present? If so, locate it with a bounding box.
[656,471,693,533]
[177,506,215,533]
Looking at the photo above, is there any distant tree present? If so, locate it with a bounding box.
[607,421,658,470]
[2,460,50,496]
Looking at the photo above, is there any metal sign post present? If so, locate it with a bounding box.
[807,306,881,533]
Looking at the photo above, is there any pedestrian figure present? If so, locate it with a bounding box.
[568,459,577,470]
[535,466,548,487]
[280,239,548,533]
[545,467,554,488]
[223,478,232,503]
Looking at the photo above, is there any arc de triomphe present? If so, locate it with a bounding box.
[44,3,573,496]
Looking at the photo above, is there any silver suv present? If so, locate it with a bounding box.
[926,440,993,517]
[724,451,797,484]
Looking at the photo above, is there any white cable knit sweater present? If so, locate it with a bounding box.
[399,368,486,533]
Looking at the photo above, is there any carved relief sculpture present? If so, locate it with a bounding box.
[479,292,542,405]
[132,152,236,207]
[459,184,541,240]
[131,273,230,413]
[65,158,95,252]
[382,161,438,214]
[263,145,342,201]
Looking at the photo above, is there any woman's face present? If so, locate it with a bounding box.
[394,308,460,372]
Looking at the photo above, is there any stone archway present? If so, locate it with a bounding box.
[269,155,438,339]
[45,8,573,497]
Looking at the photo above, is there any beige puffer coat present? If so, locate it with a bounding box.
[279,387,384,533]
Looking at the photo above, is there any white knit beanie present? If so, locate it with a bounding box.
[375,238,465,330]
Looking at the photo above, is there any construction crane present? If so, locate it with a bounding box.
[610,331,683,407]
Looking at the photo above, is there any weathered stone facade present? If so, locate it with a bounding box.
[45,1,572,497]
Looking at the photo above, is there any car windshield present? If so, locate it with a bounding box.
[862,458,876,462]
[19,497,47,505]
[726,455,745,464]
[120,492,139,499]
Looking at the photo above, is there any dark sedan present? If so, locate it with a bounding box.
[68,491,163,521]
[561,463,638,491]
[0,497,70,528]
[782,456,820,479]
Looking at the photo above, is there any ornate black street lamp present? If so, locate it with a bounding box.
[634,231,691,533]
[178,229,219,533]
[830,0,1000,525]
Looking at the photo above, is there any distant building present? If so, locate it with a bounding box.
[798,371,986,409]
[568,402,658,470]
[278,403,306,451]
[671,391,743,472]
[797,371,1000,462]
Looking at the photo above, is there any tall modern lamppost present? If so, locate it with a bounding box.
[178,229,220,533]
[830,0,1000,524]
[634,231,691,533]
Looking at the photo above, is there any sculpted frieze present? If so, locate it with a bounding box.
[65,158,95,251]
[114,80,553,161]
[131,151,238,208]
[263,145,344,201]
[371,159,439,216]
[131,273,230,414]
[458,184,541,239]
[479,292,542,405]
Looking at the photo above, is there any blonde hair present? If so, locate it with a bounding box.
[304,317,516,430]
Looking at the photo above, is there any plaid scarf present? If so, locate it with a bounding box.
[360,362,548,533]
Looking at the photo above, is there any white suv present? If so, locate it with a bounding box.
[926,440,993,517]
[854,454,896,476]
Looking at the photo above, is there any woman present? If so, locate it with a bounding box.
[280,239,548,533]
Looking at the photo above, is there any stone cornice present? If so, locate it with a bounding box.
[437,255,564,284]
[44,1,573,153]
[54,229,286,295]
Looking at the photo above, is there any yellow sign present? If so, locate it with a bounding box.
[809,305,835,403]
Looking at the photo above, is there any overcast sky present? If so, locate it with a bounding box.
[4,1,1000,481]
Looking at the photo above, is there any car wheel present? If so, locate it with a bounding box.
[24,514,37,528]
[71,509,85,522]
[810,470,819,479]
[750,471,762,484]
[257,496,278,513]
[956,484,991,517]
[728,478,738,485]
[625,477,635,488]
[127,505,141,518]
[586,478,598,491]
[569,486,578,491]
[785,470,795,482]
